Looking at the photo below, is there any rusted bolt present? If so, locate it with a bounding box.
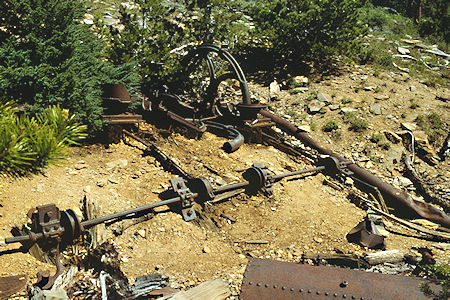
[273,285,277,289]
[340,280,349,288]
[299,288,304,293]
[290,287,294,291]
[248,281,252,285]
[317,291,321,295]
[256,283,261,287]
[282,286,286,290]
[307,289,312,293]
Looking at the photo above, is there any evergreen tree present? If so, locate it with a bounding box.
[0,0,137,132]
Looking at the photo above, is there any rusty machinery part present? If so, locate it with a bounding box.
[204,120,244,153]
[260,109,450,228]
[122,129,194,180]
[181,44,251,113]
[346,218,386,250]
[166,111,207,134]
[240,258,439,300]
[5,197,185,247]
[242,156,347,194]
[170,177,197,221]
[152,44,266,120]
[187,177,215,202]
[5,162,340,247]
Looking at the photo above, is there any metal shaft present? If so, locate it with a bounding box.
[5,196,187,244]
[81,197,183,229]
[214,181,250,194]
[271,166,325,181]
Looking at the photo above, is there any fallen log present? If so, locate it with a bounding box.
[365,250,404,265]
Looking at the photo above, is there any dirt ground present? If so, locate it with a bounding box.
[0,65,449,298]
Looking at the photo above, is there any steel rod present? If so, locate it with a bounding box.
[81,197,183,229]
[5,196,186,244]
[271,166,325,181]
[214,181,250,194]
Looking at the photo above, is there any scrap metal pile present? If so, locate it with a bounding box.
[2,44,448,298]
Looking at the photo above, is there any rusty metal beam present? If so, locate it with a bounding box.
[240,258,439,300]
[260,109,450,227]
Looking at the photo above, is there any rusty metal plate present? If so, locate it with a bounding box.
[0,274,27,298]
[240,258,437,300]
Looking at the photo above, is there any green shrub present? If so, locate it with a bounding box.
[418,263,450,300]
[415,113,446,146]
[370,133,383,143]
[0,101,86,175]
[323,120,340,132]
[0,0,137,133]
[343,112,368,132]
[106,0,248,92]
[249,0,368,60]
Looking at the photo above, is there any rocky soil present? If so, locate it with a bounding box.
[0,64,449,298]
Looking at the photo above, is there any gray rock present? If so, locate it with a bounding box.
[370,103,382,115]
[96,178,108,187]
[289,87,308,94]
[340,107,358,114]
[31,288,68,300]
[397,47,410,55]
[409,86,416,92]
[83,185,92,193]
[385,147,404,165]
[317,92,332,104]
[269,81,281,100]
[375,95,389,100]
[364,86,376,91]
[319,106,328,114]
[68,170,78,175]
[308,100,326,113]
[329,104,340,111]
[401,122,418,131]
[108,176,120,184]
[290,76,308,87]
[393,176,414,188]
[106,159,128,170]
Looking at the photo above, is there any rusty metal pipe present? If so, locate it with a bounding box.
[271,166,325,181]
[214,181,250,194]
[260,109,450,227]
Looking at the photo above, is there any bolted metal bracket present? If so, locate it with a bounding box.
[243,163,274,195]
[317,155,354,177]
[170,177,197,221]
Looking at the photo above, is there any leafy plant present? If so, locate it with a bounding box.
[343,112,369,132]
[323,120,339,132]
[249,0,368,60]
[0,101,86,175]
[418,263,450,300]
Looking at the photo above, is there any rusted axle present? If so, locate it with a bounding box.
[260,109,450,227]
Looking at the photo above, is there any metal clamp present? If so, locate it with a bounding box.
[170,177,197,221]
